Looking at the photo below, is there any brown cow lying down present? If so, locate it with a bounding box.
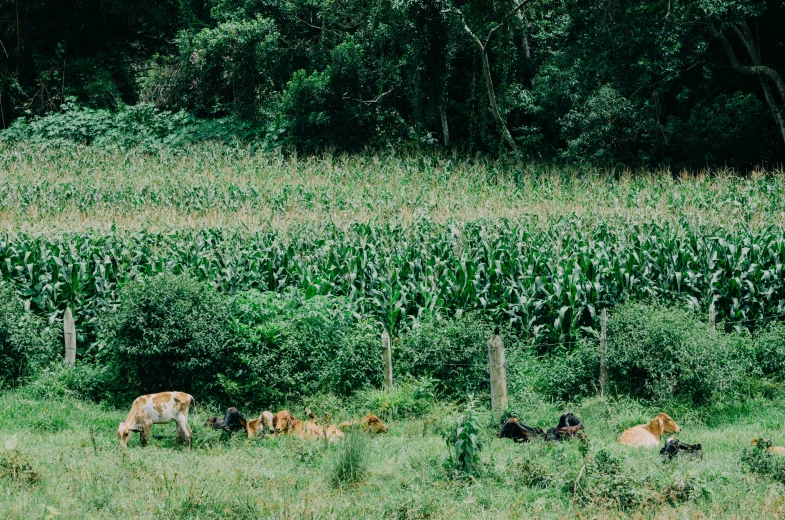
[253,409,343,441]
[338,414,388,435]
[118,391,194,448]
[660,437,703,462]
[619,413,680,448]
[205,416,225,429]
[751,438,785,455]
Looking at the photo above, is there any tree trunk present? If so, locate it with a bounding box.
[440,105,450,147]
[708,20,785,146]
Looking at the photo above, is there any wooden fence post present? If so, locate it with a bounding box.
[600,308,607,397]
[488,327,508,413]
[382,330,393,391]
[64,307,76,365]
[23,300,31,312]
[709,300,716,328]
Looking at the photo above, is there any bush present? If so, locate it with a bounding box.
[395,313,497,398]
[0,98,259,150]
[0,283,58,388]
[230,289,381,406]
[751,322,785,381]
[26,362,114,403]
[603,303,749,404]
[98,274,235,398]
[741,439,785,484]
[442,404,484,476]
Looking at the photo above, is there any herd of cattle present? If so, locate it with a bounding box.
[116,391,387,449]
[116,392,782,461]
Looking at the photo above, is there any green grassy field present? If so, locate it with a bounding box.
[1,388,785,519]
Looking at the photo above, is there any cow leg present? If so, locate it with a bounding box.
[141,424,151,447]
[176,414,192,449]
[175,421,184,445]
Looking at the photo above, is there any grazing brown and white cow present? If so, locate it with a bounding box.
[619,413,680,448]
[117,392,194,448]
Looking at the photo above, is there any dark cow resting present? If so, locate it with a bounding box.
[660,437,703,462]
[222,407,247,433]
[545,412,584,441]
[205,416,225,430]
[498,413,584,443]
[497,418,545,442]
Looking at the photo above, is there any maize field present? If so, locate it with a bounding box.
[3,216,785,352]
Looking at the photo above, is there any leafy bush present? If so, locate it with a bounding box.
[0,283,58,388]
[329,430,371,488]
[25,362,113,403]
[741,439,785,484]
[98,274,235,398]
[751,322,785,381]
[0,99,259,150]
[605,303,749,404]
[230,289,381,406]
[573,449,654,511]
[395,314,496,398]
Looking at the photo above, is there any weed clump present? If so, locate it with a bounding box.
[741,439,785,484]
[0,449,41,484]
[329,429,370,488]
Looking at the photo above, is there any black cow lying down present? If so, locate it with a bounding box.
[499,413,584,442]
[545,412,584,441]
[205,407,247,433]
[497,418,545,442]
[660,437,703,462]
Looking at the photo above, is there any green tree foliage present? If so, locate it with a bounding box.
[3,0,785,164]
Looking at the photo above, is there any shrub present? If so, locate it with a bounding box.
[751,322,785,381]
[0,283,58,388]
[395,313,497,398]
[98,274,235,398]
[604,303,749,404]
[573,449,653,511]
[230,289,381,406]
[329,429,371,488]
[26,362,113,403]
[741,439,785,484]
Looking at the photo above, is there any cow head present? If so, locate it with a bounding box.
[556,412,582,429]
[260,411,275,435]
[117,422,131,448]
[656,413,680,435]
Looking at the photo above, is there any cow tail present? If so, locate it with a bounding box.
[190,394,200,425]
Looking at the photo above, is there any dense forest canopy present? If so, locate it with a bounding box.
[1,0,784,168]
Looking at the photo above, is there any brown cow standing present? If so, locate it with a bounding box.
[117,392,194,448]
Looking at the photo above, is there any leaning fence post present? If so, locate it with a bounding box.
[382,330,393,391]
[488,327,508,413]
[600,308,608,397]
[64,307,76,365]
